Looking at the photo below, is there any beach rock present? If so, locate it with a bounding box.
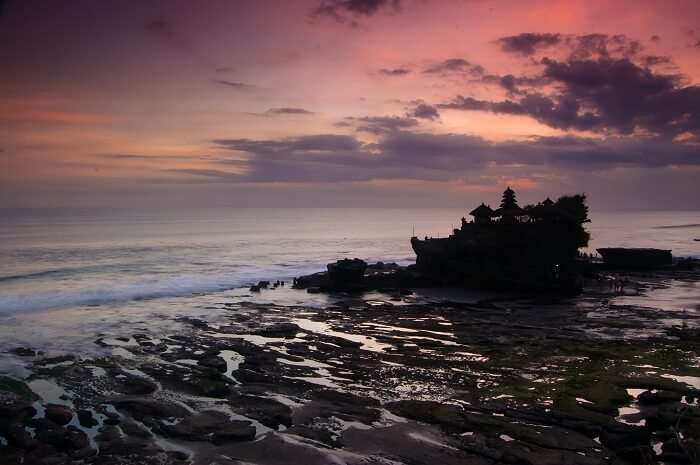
[77,409,99,428]
[253,323,299,338]
[119,419,153,439]
[45,404,74,425]
[4,423,39,450]
[0,376,38,429]
[161,410,255,444]
[327,258,367,289]
[32,418,90,452]
[10,347,37,357]
[295,390,381,425]
[197,355,227,372]
[176,317,209,329]
[577,381,632,414]
[197,378,231,398]
[35,354,75,366]
[637,389,682,404]
[110,398,189,423]
[230,394,292,428]
[366,261,399,271]
[599,423,650,451]
[95,434,176,464]
[95,424,123,443]
[285,425,340,447]
[293,272,327,289]
[620,376,697,396]
[646,404,686,429]
[110,371,159,396]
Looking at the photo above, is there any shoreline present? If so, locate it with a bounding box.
[1,268,699,464]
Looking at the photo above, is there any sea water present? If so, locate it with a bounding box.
[0,208,698,352]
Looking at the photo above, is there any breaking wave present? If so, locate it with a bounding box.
[0,263,325,315]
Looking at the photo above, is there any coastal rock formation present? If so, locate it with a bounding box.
[294,259,428,293]
[411,188,591,293]
[327,258,367,289]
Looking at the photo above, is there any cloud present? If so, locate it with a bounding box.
[378,68,411,76]
[265,107,315,115]
[641,55,672,67]
[496,33,642,61]
[100,154,213,161]
[211,79,255,91]
[201,131,700,186]
[408,103,440,120]
[336,116,419,134]
[478,73,550,95]
[215,134,362,154]
[441,56,700,138]
[496,33,562,56]
[423,58,484,76]
[312,0,401,25]
[568,34,641,60]
[168,168,243,182]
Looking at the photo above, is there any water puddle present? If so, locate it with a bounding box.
[291,318,392,352]
[361,322,455,337]
[277,357,331,369]
[288,367,352,389]
[453,351,489,362]
[209,332,305,347]
[407,432,460,450]
[661,373,700,390]
[219,350,245,382]
[613,279,700,313]
[28,378,74,407]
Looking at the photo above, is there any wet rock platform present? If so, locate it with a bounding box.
[1,272,700,464]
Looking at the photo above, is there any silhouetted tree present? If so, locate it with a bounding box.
[556,194,590,224]
[555,193,590,248]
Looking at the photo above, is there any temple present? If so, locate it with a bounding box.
[411,187,591,293]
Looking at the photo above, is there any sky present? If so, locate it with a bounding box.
[1,0,699,210]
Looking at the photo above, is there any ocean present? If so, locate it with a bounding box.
[1,208,698,316]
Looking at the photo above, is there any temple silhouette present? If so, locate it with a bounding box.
[411,187,591,293]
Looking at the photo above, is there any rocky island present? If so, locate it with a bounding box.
[410,187,591,293]
[294,188,687,297]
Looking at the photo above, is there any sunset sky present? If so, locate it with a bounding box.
[1,0,699,209]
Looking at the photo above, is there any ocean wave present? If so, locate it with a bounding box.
[0,265,117,283]
[0,268,71,282]
[0,263,326,315]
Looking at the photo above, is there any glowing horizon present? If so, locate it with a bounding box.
[1,0,699,210]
